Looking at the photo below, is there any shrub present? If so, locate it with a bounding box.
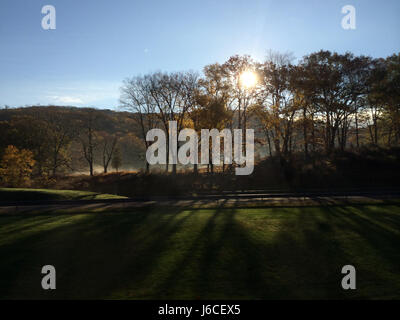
[0,145,36,187]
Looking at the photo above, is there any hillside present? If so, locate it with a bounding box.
[0,105,146,174]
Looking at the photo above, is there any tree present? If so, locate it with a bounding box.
[384,53,400,145]
[193,95,231,173]
[79,109,99,176]
[369,54,400,145]
[120,75,159,173]
[121,71,199,174]
[0,145,36,187]
[40,108,74,176]
[100,133,118,173]
[299,51,368,153]
[257,53,297,158]
[148,71,199,174]
[6,115,51,175]
[112,146,122,172]
[221,55,258,132]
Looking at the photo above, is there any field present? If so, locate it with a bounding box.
[1,204,399,299]
[0,188,127,202]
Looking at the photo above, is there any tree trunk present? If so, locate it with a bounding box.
[266,129,273,157]
[355,112,359,148]
[303,107,308,159]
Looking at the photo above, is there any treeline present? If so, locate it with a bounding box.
[121,50,400,172]
[0,106,144,185]
[0,50,399,187]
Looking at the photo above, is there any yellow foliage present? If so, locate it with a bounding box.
[0,145,36,187]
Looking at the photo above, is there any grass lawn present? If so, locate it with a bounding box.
[0,188,127,202]
[0,204,399,299]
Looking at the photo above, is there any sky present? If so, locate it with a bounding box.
[0,0,399,109]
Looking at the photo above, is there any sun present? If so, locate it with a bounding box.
[239,70,257,88]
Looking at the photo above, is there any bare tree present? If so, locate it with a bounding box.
[149,71,199,174]
[42,108,75,176]
[120,75,158,172]
[100,132,118,173]
[79,109,99,176]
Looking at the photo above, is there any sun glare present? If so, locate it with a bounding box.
[240,70,257,88]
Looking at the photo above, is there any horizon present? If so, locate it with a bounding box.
[1,0,399,109]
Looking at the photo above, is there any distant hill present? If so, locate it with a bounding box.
[0,105,146,174]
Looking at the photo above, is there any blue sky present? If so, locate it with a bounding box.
[0,0,399,109]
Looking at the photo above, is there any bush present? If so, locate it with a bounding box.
[0,145,36,187]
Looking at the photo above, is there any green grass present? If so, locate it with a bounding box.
[0,188,127,201]
[0,204,400,299]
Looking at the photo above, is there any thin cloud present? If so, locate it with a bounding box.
[48,96,84,104]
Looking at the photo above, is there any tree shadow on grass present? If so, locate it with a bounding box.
[1,204,400,299]
[148,204,350,299]
[0,206,196,299]
[323,205,400,298]
[149,204,400,299]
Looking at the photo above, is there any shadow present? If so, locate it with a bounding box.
[1,203,400,299]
